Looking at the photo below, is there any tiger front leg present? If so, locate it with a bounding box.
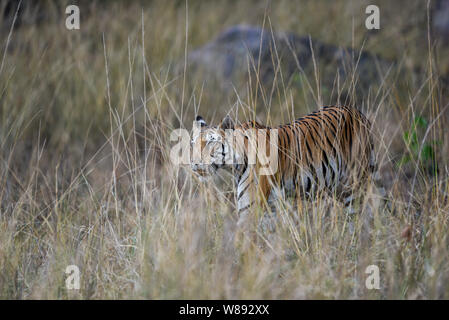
[256,176,278,235]
[234,175,274,245]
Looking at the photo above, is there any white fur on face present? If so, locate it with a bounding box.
[191,127,226,174]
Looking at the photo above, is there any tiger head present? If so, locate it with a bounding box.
[190,115,239,177]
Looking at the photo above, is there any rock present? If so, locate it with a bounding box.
[186,25,395,105]
[433,0,449,41]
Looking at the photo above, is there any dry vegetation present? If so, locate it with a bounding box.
[0,0,448,299]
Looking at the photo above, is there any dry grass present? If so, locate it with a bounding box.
[0,0,448,299]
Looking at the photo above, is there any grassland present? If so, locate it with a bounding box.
[0,0,448,299]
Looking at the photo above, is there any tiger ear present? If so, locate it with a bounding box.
[221,115,234,130]
[195,115,207,127]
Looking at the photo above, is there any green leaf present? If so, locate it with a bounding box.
[410,132,418,152]
[421,145,434,162]
[403,131,410,143]
[414,116,428,129]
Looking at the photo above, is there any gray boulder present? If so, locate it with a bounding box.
[433,0,449,41]
[187,25,395,105]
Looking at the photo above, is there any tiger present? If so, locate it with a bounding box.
[190,105,376,228]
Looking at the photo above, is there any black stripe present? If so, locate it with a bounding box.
[347,116,354,155]
[222,142,225,165]
[238,202,254,213]
[322,113,338,135]
[238,183,250,200]
[237,163,247,182]
[322,149,332,187]
[304,139,313,161]
[305,177,311,193]
[302,121,321,149]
